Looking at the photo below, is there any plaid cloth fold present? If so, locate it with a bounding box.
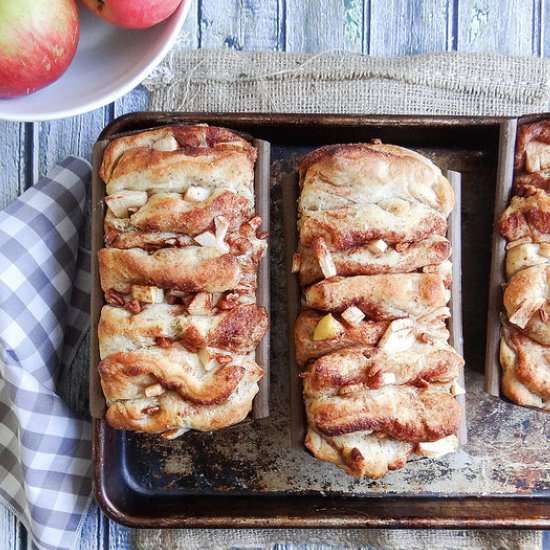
[0,157,93,550]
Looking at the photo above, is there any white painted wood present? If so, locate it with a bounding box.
[285,0,364,53]
[457,0,537,55]
[199,0,281,50]
[0,512,23,550]
[369,0,453,55]
[0,121,27,209]
[38,110,108,172]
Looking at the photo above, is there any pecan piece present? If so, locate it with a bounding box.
[106,289,125,307]
[218,292,240,310]
[155,337,172,348]
[104,230,120,246]
[214,354,232,365]
[125,299,142,314]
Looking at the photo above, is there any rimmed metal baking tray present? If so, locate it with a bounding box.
[93,113,550,529]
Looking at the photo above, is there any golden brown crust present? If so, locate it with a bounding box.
[298,236,451,286]
[514,120,550,172]
[502,264,550,345]
[105,366,262,434]
[294,308,450,366]
[500,325,550,409]
[122,190,253,237]
[302,342,463,396]
[100,125,255,184]
[505,242,550,279]
[304,273,450,320]
[498,190,550,243]
[98,247,243,294]
[99,348,258,406]
[304,428,414,479]
[306,385,460,441]
[299,143,454,215]
[98,304,269,357]
[299,203,447,250]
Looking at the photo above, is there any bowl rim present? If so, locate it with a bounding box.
[0,0,191,122]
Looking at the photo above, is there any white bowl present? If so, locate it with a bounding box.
[0,1,190,122]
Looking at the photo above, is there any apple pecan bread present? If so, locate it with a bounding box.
[293,142,464,479]
[498,120,550,410]
[97,124,269,438]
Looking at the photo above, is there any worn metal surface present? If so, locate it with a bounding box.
[1,0,549,547]
[94,132,549,508]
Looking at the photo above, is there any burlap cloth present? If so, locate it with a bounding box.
[136,49,550,550]
[143,49,550,115]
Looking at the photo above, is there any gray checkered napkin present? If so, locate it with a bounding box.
[0,157,93,550]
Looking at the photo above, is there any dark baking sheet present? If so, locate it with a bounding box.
[94,113,550,529]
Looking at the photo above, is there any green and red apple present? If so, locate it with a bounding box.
[0,0,79,98]
[80,0,183,29]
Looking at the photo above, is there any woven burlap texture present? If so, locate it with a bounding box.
[136,527,543,550]
[143,49,550,115]
[137,49,547,550]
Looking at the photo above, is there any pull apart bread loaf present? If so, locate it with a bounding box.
[97,125,269,438]
[293,143,465,479]
[498,120,550,410]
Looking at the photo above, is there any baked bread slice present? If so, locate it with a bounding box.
[99,246,245,295]
[100,125,256,199]
[294,307,450,366]
[302,341,463,396]
[498,190,550,243]
[299,143,454,214]
[305,428,415,479]
[298,143,453,250]
[99,304,269,357]
[296,235,451,286]
[305,383,460,441]
[505,241,550,279]
[100,347,261,405]
[105,369,262,438]
[304,273,451,320]
[500,325,550,410]
[105,190,253,238]
[503,263,550,346]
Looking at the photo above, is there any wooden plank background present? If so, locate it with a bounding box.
[0,0,548,548]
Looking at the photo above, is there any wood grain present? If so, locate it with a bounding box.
[285,0,364,53]
[457,0,538,54]
[0,122,27,209]
[199,0,281,50]
[369,0,453,55]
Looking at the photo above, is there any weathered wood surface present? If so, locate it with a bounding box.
[0,0,548,548]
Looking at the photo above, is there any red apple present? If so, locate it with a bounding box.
[81,0,183,29]
[0,0,79,98]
